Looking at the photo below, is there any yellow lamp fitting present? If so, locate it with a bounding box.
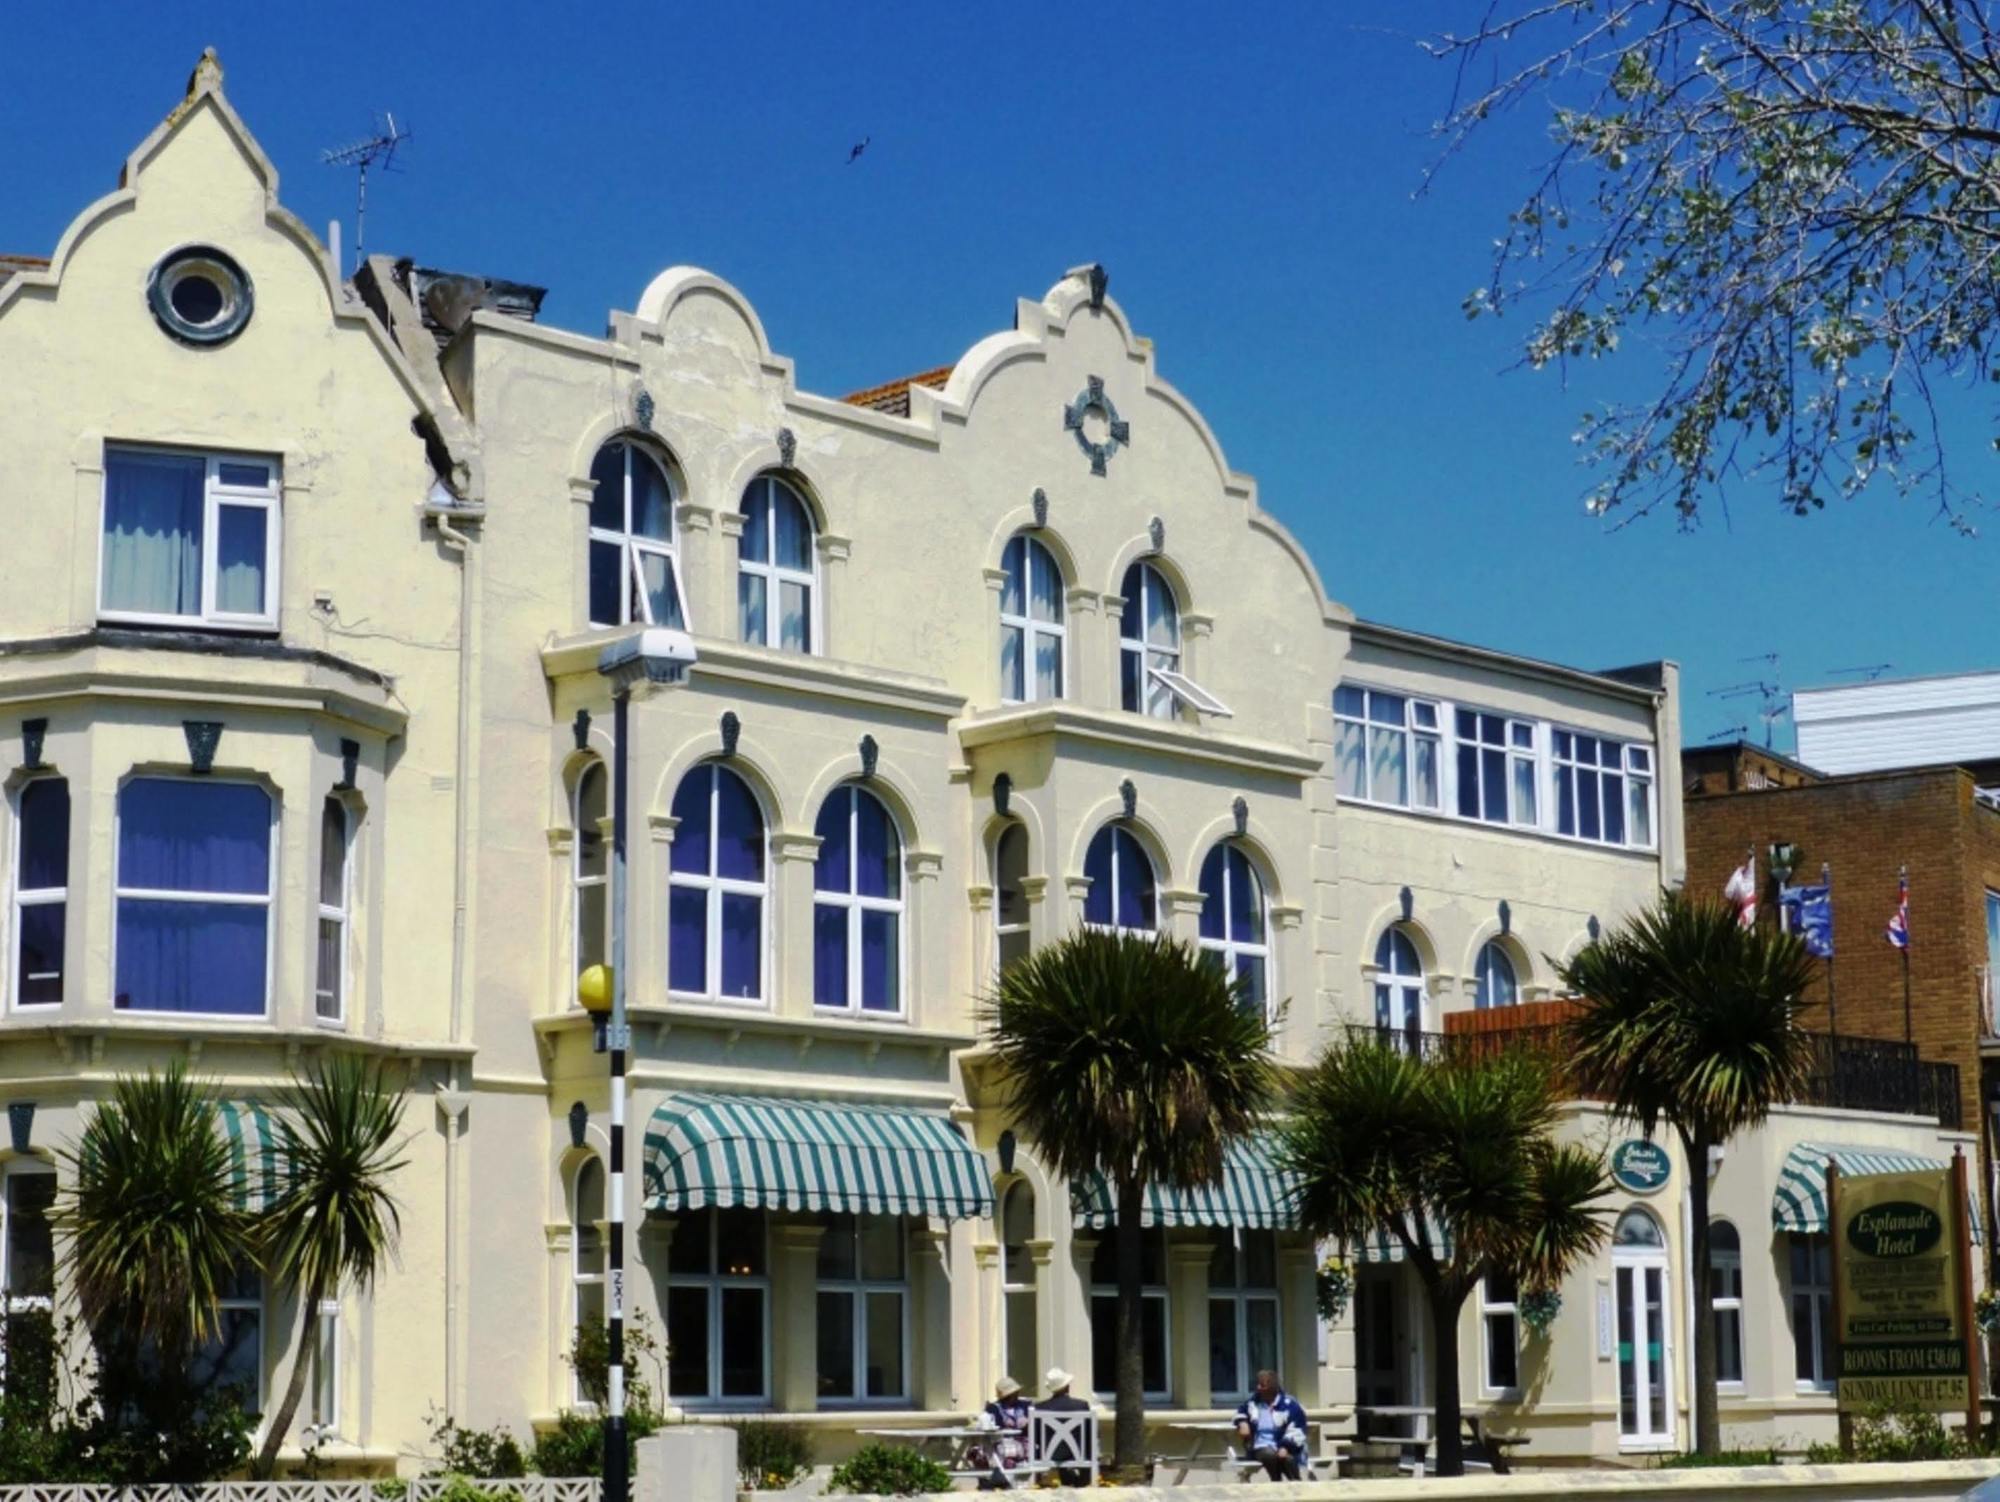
[576,963,614,1015]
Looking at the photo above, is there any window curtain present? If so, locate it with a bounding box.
[103,451,203,616]
[115,780,269,1015]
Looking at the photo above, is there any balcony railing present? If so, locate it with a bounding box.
[1344,1021,1961,1128]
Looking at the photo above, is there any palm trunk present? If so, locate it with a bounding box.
[1426,1275,1472,1477]
[253,1276,326,1478]
[1112,1175,1147,1480]
[1684,1124,1718,1456]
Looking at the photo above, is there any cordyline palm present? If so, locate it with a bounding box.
[1281,1037,1608,1477]
[1559,892,1816,1458]
[252,1054,408,1477]
[980,930,1279,1480]
[62,1065,258,1395]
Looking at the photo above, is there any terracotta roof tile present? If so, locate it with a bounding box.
[840,364,953,418]
[0,254,50,285]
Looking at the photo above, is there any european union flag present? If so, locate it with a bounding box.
[1780,883,1834,958]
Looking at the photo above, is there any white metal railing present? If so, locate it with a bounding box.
[0,1483,599,1502]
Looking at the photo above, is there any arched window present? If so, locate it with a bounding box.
[999,535,1065,703]
[587,439,684,630]
[572,762,608,990]
[1615,1207,1665,1247]
[1000,1180,1038,1392]
[315,797,352,1023]
[1083,825,1155,935]
[1711,1219,1743,1386]
[1373,927,1424,1049]
[1118,562,1181,718]
[570,1158,605,1404]
[813,785,903,1014]
[994,824,1031,976]
[668,764,766,1002]
[738,476,815,653]
[1474,942,1518,1010]
[1198,842,1269,1014]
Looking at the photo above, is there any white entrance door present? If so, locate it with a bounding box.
[1613,1208,1675,1448]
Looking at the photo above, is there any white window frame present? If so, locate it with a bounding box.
[812,785,907,1017]
[1553,729,1657,850]
[1454,708,1539,827]
[1090,1230,1172,1402]
[112,775,277,1020]
[571,1157,605,1408]
[205,1268,266,1416]
[999,535,1066,705]
[1473,942,1519,1010]
[999,1180,1037,1385]
[665,1209,772,1408]
[667,765,769,1006]
[1,1163,56,1320]
[314,796,351,1026]
[1480,1270,1521,1397]
[1119,562,1181,720]
[587,441,687,631]
[1373,927,1427,1044]
[98,446,282,631]
[1710,1219,1744,1391]
[1206,1228,1282,1400]
[993,824,1031,978]
[8,775,67,1012]
[737,475,818,653]
[815,1215,911,1407]
[1789,1232,1834,1391]
[1334,686,1442,811]
[572,762,608,993]
[1198,842,1272,1017]
[309,1298,341,1435]
[1082,824,1157,938]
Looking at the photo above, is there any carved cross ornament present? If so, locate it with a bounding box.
[1063,376,1129,476]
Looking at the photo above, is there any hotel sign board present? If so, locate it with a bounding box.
[1833,1166,1972,1412]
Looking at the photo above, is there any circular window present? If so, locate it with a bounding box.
[146,246,253,346]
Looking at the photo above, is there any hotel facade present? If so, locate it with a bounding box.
[0,57,1976,1473]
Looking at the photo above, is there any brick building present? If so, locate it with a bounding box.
[1684,742,2000,1245]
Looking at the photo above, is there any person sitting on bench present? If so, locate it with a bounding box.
[1234,1368,1309,1481]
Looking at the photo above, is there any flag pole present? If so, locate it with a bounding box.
[1823,861,1838,1039]
[1900,864,1913,1049]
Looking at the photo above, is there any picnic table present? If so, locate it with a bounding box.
[1155,1415,1351,1482]
[856,1425,986,1473]
[1352,1407,1527,1476]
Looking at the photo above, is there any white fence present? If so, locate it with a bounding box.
[0,1483,598,1502]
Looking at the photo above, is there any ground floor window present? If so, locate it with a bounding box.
[309,1299,339,1432]
[1481,1270,1519,1393]
[1206,1229,1280,1400]
[999,1181,1037,1392]
[1090,1230,1169,1400]
[187,1264,263,1414]
[1,1168,54,1389]
[666,1208,768,1405]
[1711,1220,1743,1387]
[816,1213,907,1403]
[1789,1232,1833,1389]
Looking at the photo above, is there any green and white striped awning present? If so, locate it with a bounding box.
[641,1093,994,1220]
[1773,1142,1983,1242]
[1070,1137,1300,1230]
[1354,1221,1454,1264]
[216,1100,291,1213]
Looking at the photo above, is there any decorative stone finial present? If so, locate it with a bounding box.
[859,735,879,780]
[1119,778,1137,821]
[720,711,741,759]
[1498,899,1512,936]
[992,772,1012,818]
[1148,516,1165,554]
[1399,885,1415,922]
[1587,914,1601,942]
[568,1101,588,1149]
[21,718,47,771]
[1031,488,1049,529]
[187,47,224,98]
[572,708,592,752]
[1232,796,1249,837]
[778,428,797,468]
[183,720,223,775]
[633,386,655,432]
[1087,263,1108,310]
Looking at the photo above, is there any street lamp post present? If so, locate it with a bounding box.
[588,627,695,1501]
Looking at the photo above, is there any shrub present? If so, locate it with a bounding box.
[530,1406,661,1493]
[1659,1447,1780,1468]
[731,1419,814,1489]
[567,1309,666,1422]
[425,1410,529,1479]
[827,1444,952,1496]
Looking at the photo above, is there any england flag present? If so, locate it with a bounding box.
[1723,855,1757,929]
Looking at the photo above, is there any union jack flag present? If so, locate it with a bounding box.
[1886,874,1910,950]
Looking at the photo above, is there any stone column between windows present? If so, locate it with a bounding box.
[1066,1233,1100,1398]
[1181,612,1215,690]
[1027,1237,1057,1407]
[692,503,725,631]
[815,533,852,659]
[905,851,942,1026]
[1020,876,1050,953]
[545,1221,574,1414]
[632,1214,674,1402]
[643,813,679,1013]
[769,1217,826,1414]
[1065,588,1102,707]
[770,833,823,1018]
[1063,877,1093,939]
[911,1223,954,1412]
[972,1241,1001,1410]
[981,568,1009,702]
[1161,889,1205,946]
[1169,1236,1214,1411]
[1276,1238,1320,1408]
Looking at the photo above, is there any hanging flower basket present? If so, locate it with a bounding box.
[1975,1289,2000,1336]
[1520,1285,1563,1335]
[1316,1254,1353,1322]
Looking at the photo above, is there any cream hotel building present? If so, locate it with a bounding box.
[0,58,1978,1472]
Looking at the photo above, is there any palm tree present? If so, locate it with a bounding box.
[252,1054,408,1477]
[1281,1035,1609,1477]
[980,929,1279,1479]
[62,1065,258,1394]
[1559,892,1816,1458]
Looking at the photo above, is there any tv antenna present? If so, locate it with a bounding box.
[1706,723,1750,743]
[322,113,410,271]
[1709,679,1788,749]
[1828,663,1896,682]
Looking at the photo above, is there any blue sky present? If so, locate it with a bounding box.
[6,3,1989,750]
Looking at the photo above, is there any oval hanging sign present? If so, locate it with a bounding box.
[1611,1139,1672,1195]
[1846,1201,1943,1260]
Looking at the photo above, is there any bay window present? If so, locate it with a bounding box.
[999,535,1065,703]
[100,447,280,630]
[1090,1230,1168,1400]
[1,1167,54,1383]
[572,762,608,986]
[1198,842,1270,1015]
[188,1264,264,1413]
[1207,1229,1281,1399]
[314,797,351,1024]
[812,785,903,1015]
[666,1209,769,1405]
[993,824,1031,976]
[816,1214,908,1403]
[1083,824,1156,935]
[114,778,273,1016]
[668,764,766,1003]
[10,777,67,1009]
[571,1158,604,1405]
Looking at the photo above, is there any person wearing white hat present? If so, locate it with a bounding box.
[1038,1368,1093,1485]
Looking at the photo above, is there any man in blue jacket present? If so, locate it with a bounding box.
[1233,1368,1309,1480]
